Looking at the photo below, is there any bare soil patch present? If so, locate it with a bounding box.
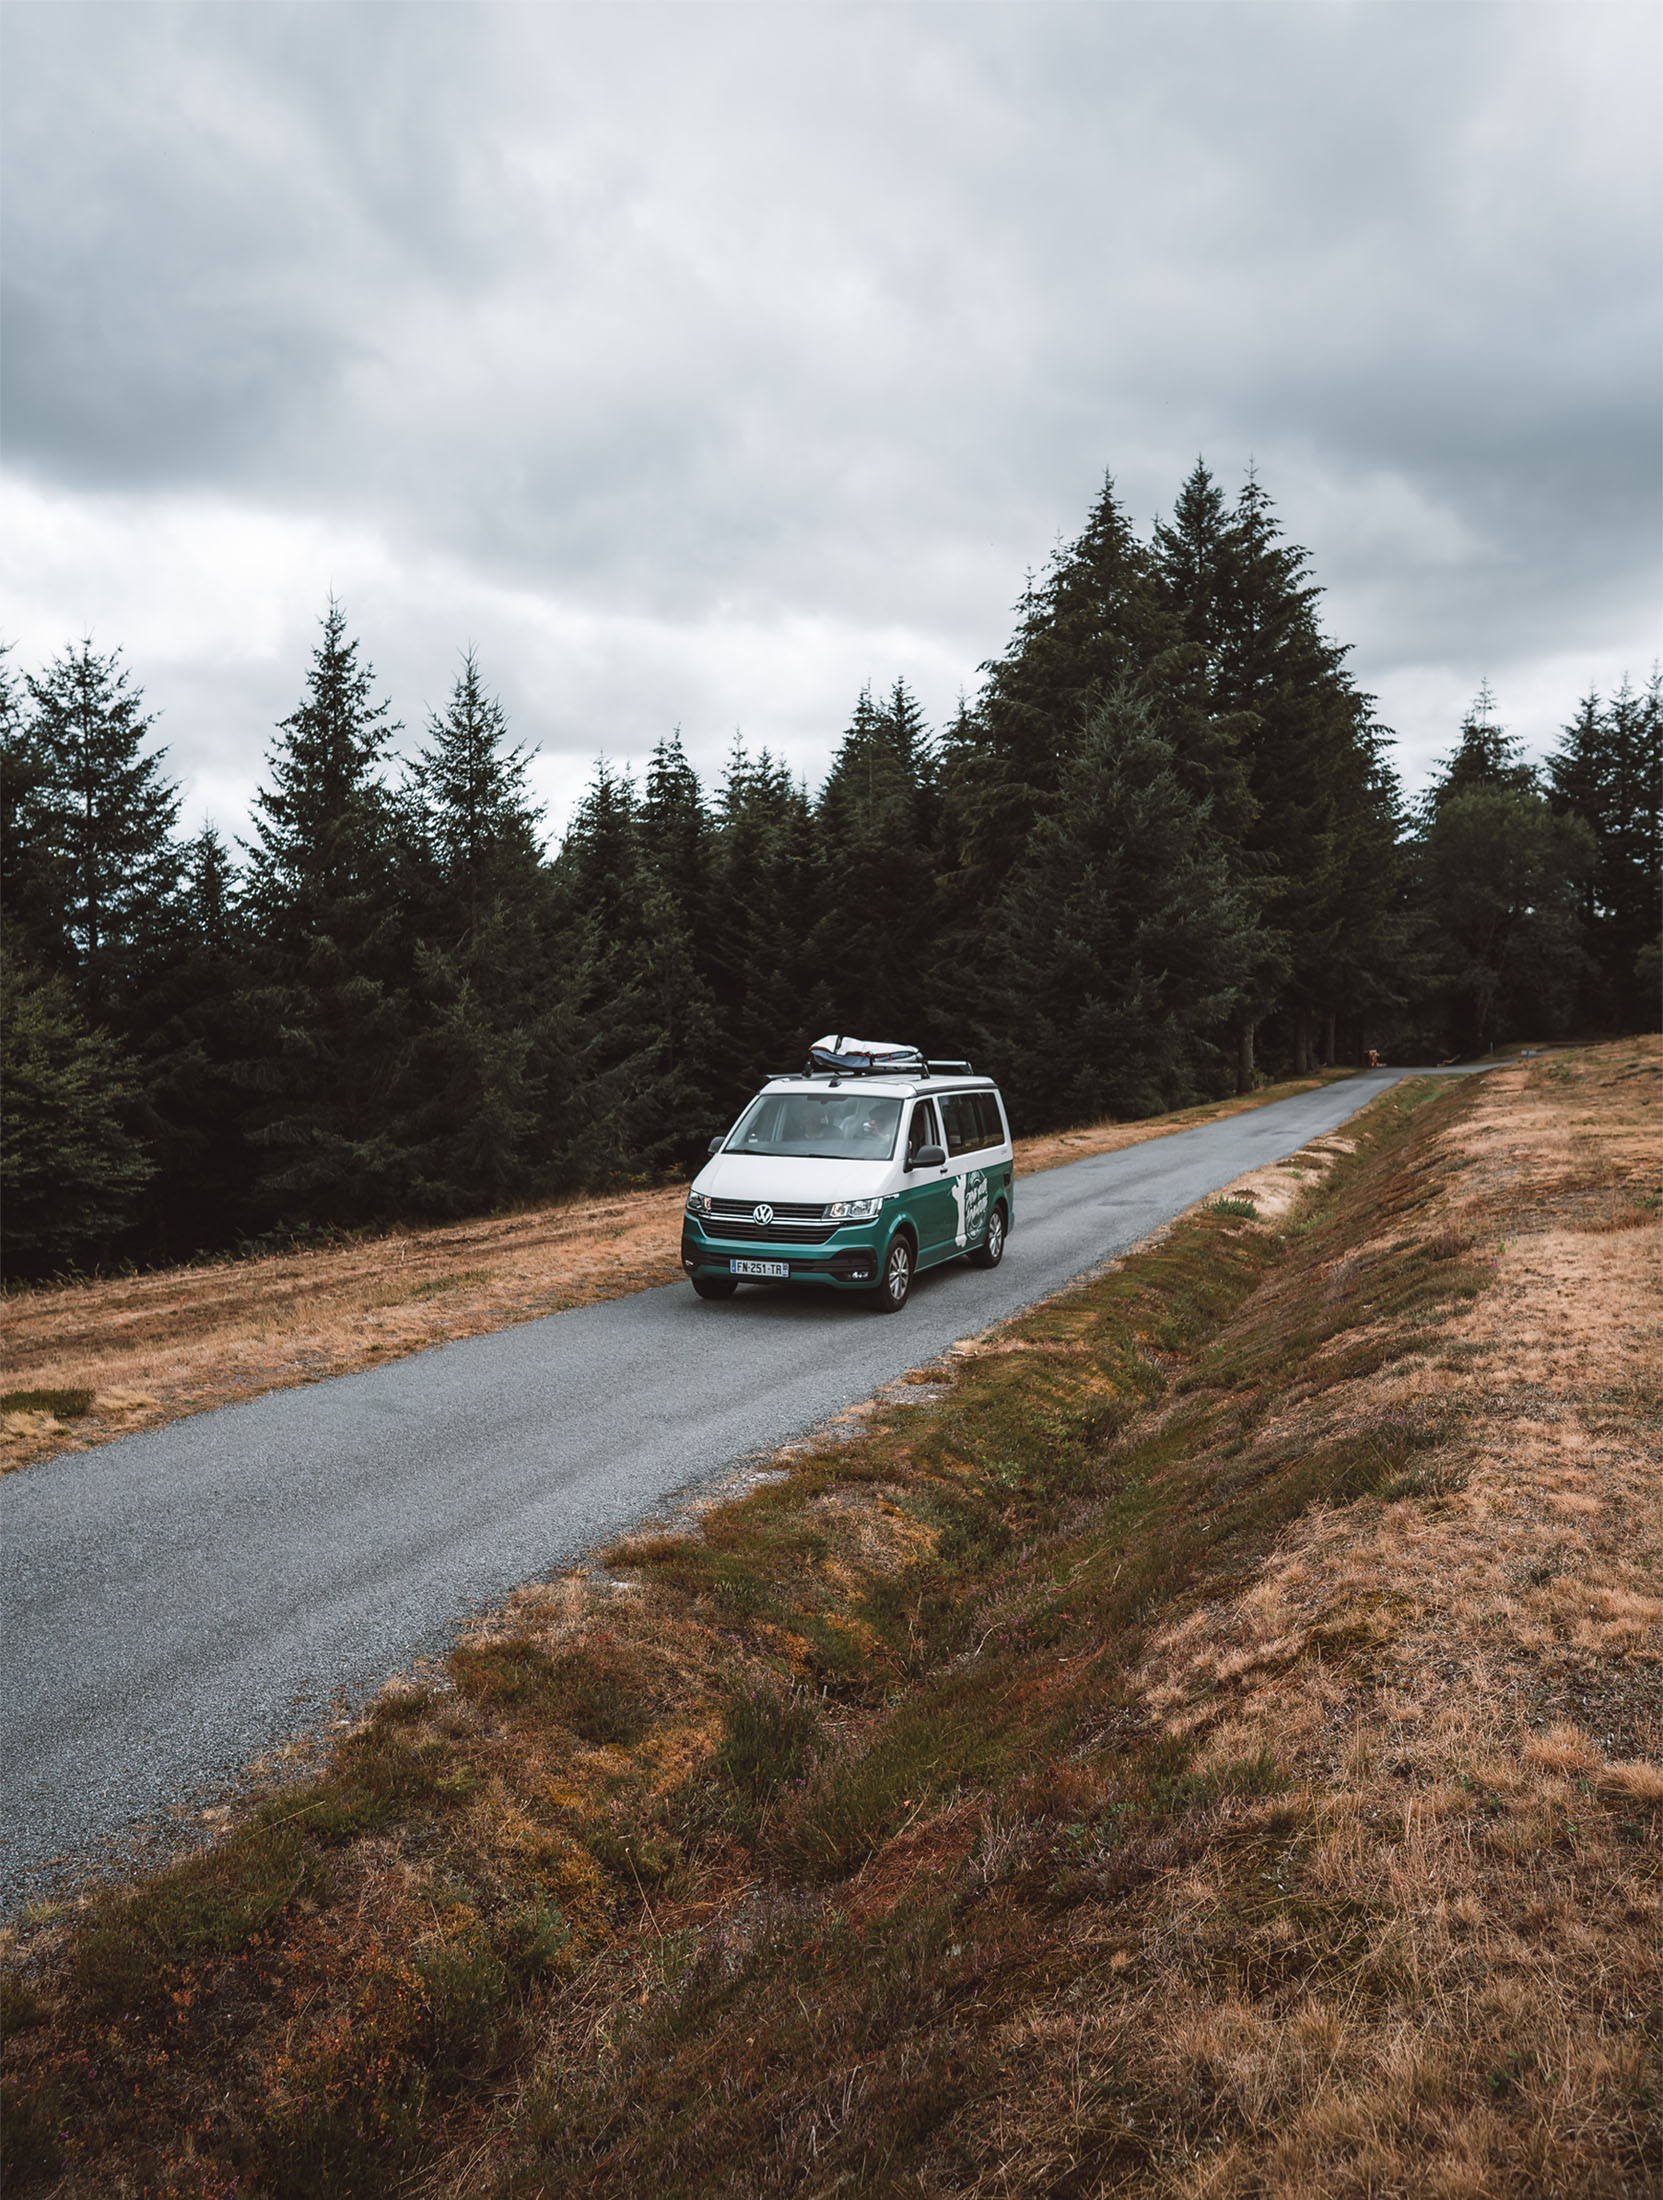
[0,1072,1351,1476]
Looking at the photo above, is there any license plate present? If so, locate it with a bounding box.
[731,1258,789,1279]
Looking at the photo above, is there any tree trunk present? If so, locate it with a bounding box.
[1236,1021,1256,1094]
[1323,1010,1336,1067]
[1293,1007,1313,1075]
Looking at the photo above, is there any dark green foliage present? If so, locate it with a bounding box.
[238,599,414,1228]
[546,760,720,1180]
[990,688,1274,1122]
[0,646,66,977]
[1157,465,1404,1076]
[1548,675,1661,1029]
[945,474,1172,910]
[705,739,821,1112]
[8,640,181,1017]
[1426,682,1538,811]
[132,824,264,1258]
[3,468,1650,1274]
[399,651,552,1212]
[1417,726,1596,1052]
[0,952,154,1271]
[809,681,943,1044]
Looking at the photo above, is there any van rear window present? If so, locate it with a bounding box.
[976,1092,1008,1147]
[942,1092,1006,1156]
[725,1092,902,1161]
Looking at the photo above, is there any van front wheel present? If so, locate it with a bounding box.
[871,1237,914,1313]
[968,1205,1006,1269]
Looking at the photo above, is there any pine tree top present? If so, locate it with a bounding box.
[1428,682,1537,815]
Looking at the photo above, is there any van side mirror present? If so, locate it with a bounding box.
[909,1143,946,1170]
[707,1136,725,1156]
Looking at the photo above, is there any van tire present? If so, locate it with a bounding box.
[692,1275,739,1300]
[968,1204,1007,1269]
[871,1235,914,1313]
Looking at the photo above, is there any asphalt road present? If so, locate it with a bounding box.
[0,1069,1478,1904]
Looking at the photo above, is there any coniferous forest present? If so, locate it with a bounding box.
[3,462,1657,1276]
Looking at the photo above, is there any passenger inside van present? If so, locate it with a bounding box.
[729,1091,902,1160]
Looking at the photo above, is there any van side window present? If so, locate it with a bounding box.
[907,1099,940,1161]
[941,1095,973,1157]
[975,1093,1007,1148]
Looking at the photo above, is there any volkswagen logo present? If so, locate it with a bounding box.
[752,1203,774,1224]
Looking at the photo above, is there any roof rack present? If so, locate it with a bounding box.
[766,1043,977,1085]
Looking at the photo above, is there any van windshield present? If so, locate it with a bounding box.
[725,1091,902,1162]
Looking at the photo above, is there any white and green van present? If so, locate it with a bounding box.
[680,1050,1013,1312]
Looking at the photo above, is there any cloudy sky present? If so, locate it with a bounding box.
[3,0,1657,842]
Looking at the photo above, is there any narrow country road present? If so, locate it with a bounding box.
[0,1070,1479,1905]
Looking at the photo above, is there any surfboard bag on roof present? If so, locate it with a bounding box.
[805,1034,927,1077]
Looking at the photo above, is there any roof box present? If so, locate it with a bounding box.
[805,1034,926,1078]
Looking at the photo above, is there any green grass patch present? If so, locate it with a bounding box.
[1,1387,93,1418]
[452,1633,654,1745]
[74,1817,325,2017]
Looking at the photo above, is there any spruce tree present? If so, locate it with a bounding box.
[405,650,543,935]
[548,761,717,1179]
[707,740,823,1102]
[0,948,154,1272]
[1417,786,1593,1052]
[1548,676,1661,1029]
[399,653,552,1212]
[808,681,942,1045]
[1427,683,1538,812]
[1157,466,1397,1074]
[239,600,413,1229]
[638,727,721,1118]
[133,827,260,1260]
[991,687,1274,1126]
[639,727,712,945]
[1152,461,1236,692]
[943,475,1172,912]
[16,639,181,1017]
[0,646,68,975]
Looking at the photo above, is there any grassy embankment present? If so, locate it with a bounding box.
[2,1039,1658,2197]
[0,1070,1354,1476]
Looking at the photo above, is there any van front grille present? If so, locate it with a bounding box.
[707,1218,836,1246]
[709,1199,826,1221]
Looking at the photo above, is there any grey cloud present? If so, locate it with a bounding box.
[3,0,1657,800]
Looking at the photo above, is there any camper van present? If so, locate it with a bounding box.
[680,1039,1013,1313]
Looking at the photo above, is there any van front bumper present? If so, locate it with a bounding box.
[680,1221,881,1289]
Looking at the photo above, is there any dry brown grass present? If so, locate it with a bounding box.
[0,1071,1350,1476]
[969,1036,1663,2199]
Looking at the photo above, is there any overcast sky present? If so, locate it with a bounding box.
[3,0,1657,843]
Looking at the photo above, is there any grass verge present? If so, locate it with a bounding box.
[2,1042,1656,2198]
[0,1072,1354,1476]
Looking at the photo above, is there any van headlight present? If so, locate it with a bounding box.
[826,1196,883,1221]
[686,1190,712,1215]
